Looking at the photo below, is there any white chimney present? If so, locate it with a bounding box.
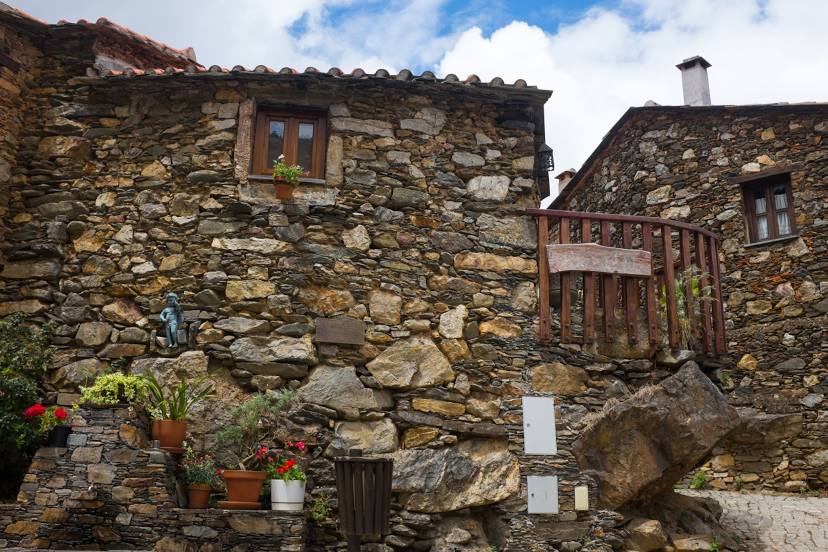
[555,169,576,195]
[676,56,711,106]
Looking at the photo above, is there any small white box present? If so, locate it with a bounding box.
[575,485,589,511]
[522,396,557,455]
[527,476,559,514]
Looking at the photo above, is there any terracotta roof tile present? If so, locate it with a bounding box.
[88,63,546,93]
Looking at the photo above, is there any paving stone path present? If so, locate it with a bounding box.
[683,490,828,551]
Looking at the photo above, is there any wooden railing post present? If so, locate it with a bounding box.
[679,228,695,339]
[622,222,638,344]
[695,232,714,354]
[662,226,680,348]
[537,215,550,342]
[642,223,658,345]
[600,220,615,340]
[708,236,726,354]
[559,217,571,343]
[581,218,595,343]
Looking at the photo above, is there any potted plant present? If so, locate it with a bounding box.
[264,440,308,512]
[79,373,149,407]
[214,391,295,509]
[142,373,214,453]
[272,154,303,200]
[24,404,75,447]
[182,444,219,509]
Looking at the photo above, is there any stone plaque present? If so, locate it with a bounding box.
[315,317,365,345]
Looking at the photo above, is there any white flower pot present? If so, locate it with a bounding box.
[270,479,306,512]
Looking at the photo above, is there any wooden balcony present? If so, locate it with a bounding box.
[527,209,726,355]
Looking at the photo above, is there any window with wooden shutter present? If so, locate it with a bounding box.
[252,109,326,179]
[740,173,796,244]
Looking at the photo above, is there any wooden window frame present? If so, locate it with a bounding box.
[740,173,797,244]
[252,108,327,180]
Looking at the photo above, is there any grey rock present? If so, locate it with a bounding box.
[389,438,519,512]
[389,187,428,209]
[573,363,738,509]
[298,365,393,419]
[430,231,473,253]
[230,335,317,364]
[185,170,221,184]
[214,317,270,335]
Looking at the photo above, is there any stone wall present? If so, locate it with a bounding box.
[0,406,305,550]
[0,18,42,265]
[556,105,828,492]
[0,14,749,551]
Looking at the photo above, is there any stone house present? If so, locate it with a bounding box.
[550,57,828,493]
[0,4,777,552]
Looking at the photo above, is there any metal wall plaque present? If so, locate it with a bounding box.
[315,317,365,345]
[527,476,559,514]
[522,396,557,455]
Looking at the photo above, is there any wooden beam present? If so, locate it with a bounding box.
[622,223,638,344]
[537,216,551,342]
[581,218,595,343]
[546,243,652,277]
[559,218,572,343]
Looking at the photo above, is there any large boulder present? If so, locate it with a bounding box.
[389,438,519,512]
[573,363,737,509]
[726,407,803,446]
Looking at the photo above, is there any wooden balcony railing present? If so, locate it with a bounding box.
[527,209,726,355]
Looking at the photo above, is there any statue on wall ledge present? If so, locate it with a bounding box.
[160,292,185,348]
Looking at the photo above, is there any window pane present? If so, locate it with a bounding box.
[777,212,791,235]
[297,122,314,173]
[773,187,788,209]
[266,121,285,169]
[754,193,767,215]
[756,215,769,240]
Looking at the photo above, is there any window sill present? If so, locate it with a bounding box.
[248,174,326,185]
[743,233,799,248]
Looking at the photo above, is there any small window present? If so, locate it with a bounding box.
[252,109,326,179]
[741,174,796,243]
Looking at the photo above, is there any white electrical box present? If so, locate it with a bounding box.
[522,396,557,455]
[527,476,559,514]
[575,485,589,511]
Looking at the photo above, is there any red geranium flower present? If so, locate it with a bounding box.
[54,407,68,421]
[24,404,46,418]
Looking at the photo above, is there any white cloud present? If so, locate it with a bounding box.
[15,0,828,200]
[437,0,828,200]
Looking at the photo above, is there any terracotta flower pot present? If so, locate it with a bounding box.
[273,178,295,200]
[155,419,187,450]
[187,483,212,509]
[222,470,266,505]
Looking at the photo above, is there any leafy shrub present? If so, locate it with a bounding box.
[79,373,149,407]
[182,445,220,487]
[309,493,331,523]
[214,391,294,469]
[142,372,215,420]
[0,314,54,499]
[690,470,708,490]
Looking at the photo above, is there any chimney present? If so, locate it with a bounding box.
[676,56,711,106]
[555,169,576,195]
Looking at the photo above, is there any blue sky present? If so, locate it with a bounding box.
[13,1,828,199]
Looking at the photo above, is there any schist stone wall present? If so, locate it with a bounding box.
[0,407,305,551]
[555,105,828,492]
[0,14,740,552]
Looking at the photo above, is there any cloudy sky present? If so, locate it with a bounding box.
[14,0,828,198]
